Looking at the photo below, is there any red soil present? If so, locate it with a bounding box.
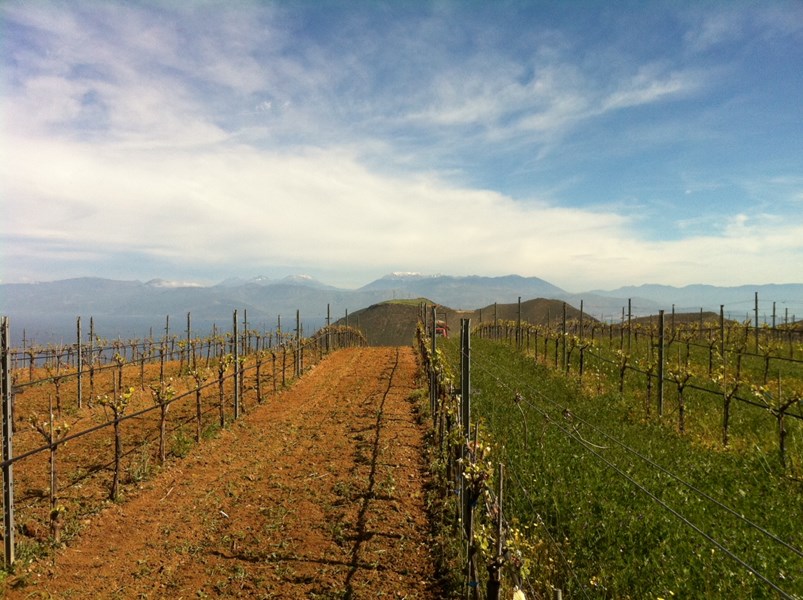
[4,347,440,598]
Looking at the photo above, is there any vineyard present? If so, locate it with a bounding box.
[0,312,366,572]
[420,306,803,599]
[2,297,802,598]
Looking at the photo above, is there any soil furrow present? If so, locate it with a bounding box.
[5,347,438,599]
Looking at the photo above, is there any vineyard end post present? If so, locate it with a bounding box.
[76,316,83,409]
[233,310,240,420]
[2,316,16,568]
[657,310,665,417]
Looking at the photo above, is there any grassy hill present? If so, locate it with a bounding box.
[336,297,593,346]
[333,299,427,346]
[338,298,765,349]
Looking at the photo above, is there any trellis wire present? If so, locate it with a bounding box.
[422,307,801,598]
[0,311,365,567]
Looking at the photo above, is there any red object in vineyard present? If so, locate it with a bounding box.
[435,320,449,338]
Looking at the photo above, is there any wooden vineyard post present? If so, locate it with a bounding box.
[89,316,95,401]
[233,310,240,420]
[620,306,625,351]
[193,369,203,443]
[754,292,759,353]
[272,351,277,393]
[160,316,168,385]
[255,349,263,404]
[296,310,301,377]
[579,298,585,348]
[186,312,192,372]
[110,406,122,501]
[487,463,504,600]
[210,324,217,365]
[242,309,249,355]
[300,322,305,373]
[2,317,16,567]
[47,398,59,541]
[671,304,675,344]
[517,297,522,351]
[282,346,287,387]
[76,316,83,409]
[217,353,232,428]
[431,306,437,420]
[562,302,568,372]
[627,298,633,355]
[461,319,471,439]
[657,310,665,417]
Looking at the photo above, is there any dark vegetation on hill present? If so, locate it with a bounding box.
[336,298,782,348]
[631,311,721,326]
[337,298,595,346]
[457,297,590,327]
[333,300,426,346]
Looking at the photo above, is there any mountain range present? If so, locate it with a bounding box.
[1,273,800,345]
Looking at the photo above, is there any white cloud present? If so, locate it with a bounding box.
[2,132,802,289]
[683,11,745,52]
[601,68,700,111]
[683,4,803,54]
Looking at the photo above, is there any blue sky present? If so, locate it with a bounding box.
[1,0,801,291]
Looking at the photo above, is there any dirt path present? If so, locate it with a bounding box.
[6,347,439,599]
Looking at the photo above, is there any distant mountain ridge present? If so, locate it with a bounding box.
[359,273,565,305]
[592,283,803,322]
[1,274,800,344]
[213,274,333,289]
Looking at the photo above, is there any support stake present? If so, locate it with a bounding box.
[2,317,15,568]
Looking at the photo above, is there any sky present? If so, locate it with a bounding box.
[1,0,802,292]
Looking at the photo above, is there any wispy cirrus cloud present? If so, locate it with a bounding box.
[1,1,709,155]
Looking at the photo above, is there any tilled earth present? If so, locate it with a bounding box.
[5,347,439,598]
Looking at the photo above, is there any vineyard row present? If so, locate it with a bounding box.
[0,312,366,569]
[418,308,803,599]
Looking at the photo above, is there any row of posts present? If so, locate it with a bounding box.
[481,294,800,419]
[424,306,632,599]
[425,306,514,600]
[2,317,14,566]
[0,304,352,568]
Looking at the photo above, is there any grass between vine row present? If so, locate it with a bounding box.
[439,335,803,599]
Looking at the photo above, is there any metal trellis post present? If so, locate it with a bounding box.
[2,317,15,568]
[233,310,239,420]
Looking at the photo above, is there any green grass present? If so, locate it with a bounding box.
[439,335,803,599]
[520,323,803,472]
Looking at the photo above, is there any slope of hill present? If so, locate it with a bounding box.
[467,297,589,326]
[337,298,594,346]
[333,300,426,346]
